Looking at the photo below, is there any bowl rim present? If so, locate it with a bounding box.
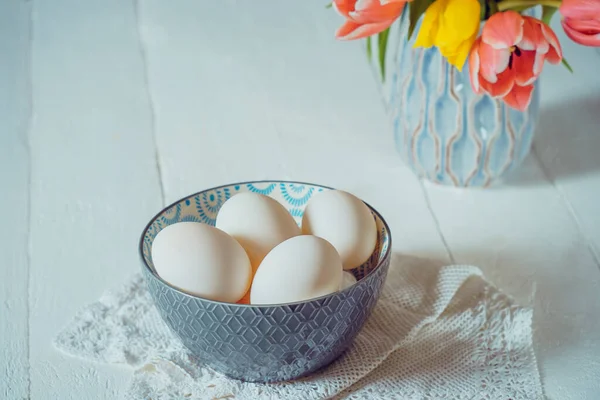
[138,179,392,308]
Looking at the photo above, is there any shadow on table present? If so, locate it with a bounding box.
[502,94,600,187]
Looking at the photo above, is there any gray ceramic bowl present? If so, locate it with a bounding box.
[139,181,391,383]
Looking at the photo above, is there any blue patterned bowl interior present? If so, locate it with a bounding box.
[139,181,392,382]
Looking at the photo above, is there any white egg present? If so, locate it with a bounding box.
[151,222,252,303]
[302,190,377,270]
[250,235,343,305]
[216,192,301,272]
[340,271,358,290]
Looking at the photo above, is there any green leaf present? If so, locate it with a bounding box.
[562,57,574,73]
[325,2,332,8]
[378,28,390,82]
[510,5,535,12]
[479,0,488,20]
[366,36,372,62]
[479,0,499,20]
[541,5,557,24]
[408,1,434,41]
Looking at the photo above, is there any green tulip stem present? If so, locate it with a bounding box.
[497,0,561,11]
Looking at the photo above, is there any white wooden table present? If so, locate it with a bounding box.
[2,1,600,399]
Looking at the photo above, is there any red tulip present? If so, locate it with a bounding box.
[560,0,600,47]
[333,0,407,40]
[469,11,562,111]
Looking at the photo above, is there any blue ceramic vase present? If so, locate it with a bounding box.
[389,11,540,187]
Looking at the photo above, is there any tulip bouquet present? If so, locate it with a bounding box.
[332,0,599,111]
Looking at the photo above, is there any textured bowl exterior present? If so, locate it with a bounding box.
[140,181,391,382]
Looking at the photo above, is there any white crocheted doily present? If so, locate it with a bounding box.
[55,256,543,399]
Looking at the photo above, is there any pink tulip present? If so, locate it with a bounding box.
[333,0,407,40]
[469,11,562,111]
[560,0,600,47]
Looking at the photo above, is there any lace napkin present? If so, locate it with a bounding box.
[54,255,543,399]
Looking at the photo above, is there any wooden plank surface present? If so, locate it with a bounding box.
[424,156,600,399]
[374,18,600,399]
[1,1,599,398]
[27,0,162,398]
[420,32,600,399]
[533,24,600,265]
[529,31,600,400]
[137,0,453,263]
[0,1,32,398]
[361,11,600,400]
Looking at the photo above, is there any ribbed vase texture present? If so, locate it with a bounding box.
[389,12,540,187]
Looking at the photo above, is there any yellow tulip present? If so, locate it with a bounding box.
[414,0,481,71]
